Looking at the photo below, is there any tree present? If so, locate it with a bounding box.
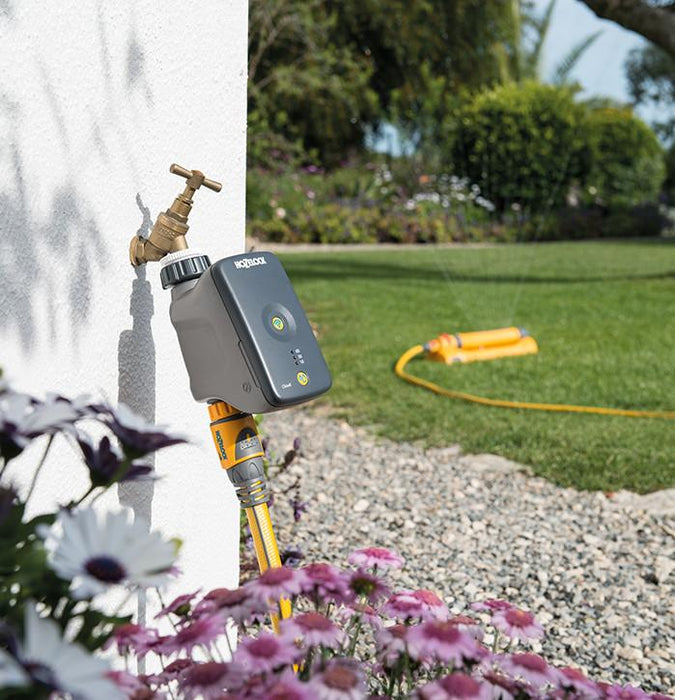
[625,44,675,141]
[499,0,601,84]
[577,0,675,59]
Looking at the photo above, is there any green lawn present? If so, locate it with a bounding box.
[281,240,675,493]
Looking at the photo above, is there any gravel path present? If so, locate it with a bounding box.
[263,407,675,694]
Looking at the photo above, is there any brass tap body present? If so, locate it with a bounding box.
[130,164,222,266]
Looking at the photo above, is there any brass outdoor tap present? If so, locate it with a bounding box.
[129,164,222,266]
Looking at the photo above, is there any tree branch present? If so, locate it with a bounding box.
[577,0,675,58]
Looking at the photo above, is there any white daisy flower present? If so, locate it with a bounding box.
[41,508,177,598]
[0,604,123,699]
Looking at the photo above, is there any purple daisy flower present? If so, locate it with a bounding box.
[447,616,484,641]
[299,563,354,605]
[106,623,159,658]
[348,547,405,571]
[500,653,554,689]
[556,666,601,698]
[101,401,187,457]
[155,590,200,619]
[382,591,426,621]
[309,657,366,699]
[180,661,245,700]
[246,566,306,603]
[281,612,346,650]
[407,621,482,666]
[417,672,491,700]
[606,685,651,700]
[264,668,314,700]
[471,599,513,613]
[492,607,544,641]
[145,658,193,685]
[234,632,302,674]
[338,603,383,630]
[78,435,153,488]
[195,586,266,624]
[411,589,450,621]
[375,624,409,666]
[158,612,225,656]
[349,569,391,604]
[482,670,519,700]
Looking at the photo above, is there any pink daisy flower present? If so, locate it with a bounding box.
[234,631,302,674]
[556,666,601,698]
[107,623,159,658]
[382,592,425,620]
[181,661,245,699]
[106,669,148,695]
[348,547,405,571]
[264,668,314,700]
[158,612,225,656]
[447,616,484,642]
[246,566,306,603]
[375,624,409,666]
[299,562,354,605]
[492,607,544,641]
[195,586,266,624]
[500,653,554,689]
[407,621,482,666]
[281,611,346,650]
[411,589,450,621]
[155,590,200,619]
[471,599,513,613]
[417,672,491,700]
[145,658,193,686]
[606,685,651,700]
[309,658,366,699]
[338,603,383,630]
[482,670,519,700]
[349,569,391,604]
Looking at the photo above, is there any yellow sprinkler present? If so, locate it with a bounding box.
[425,327,538,365]
[395,326,675,419]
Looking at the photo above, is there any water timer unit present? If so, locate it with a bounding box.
[159,250,332,413]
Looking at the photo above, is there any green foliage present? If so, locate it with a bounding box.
[665,141,675,203]
[248,0,378,165]
[625,45,675,142]
[451,82,589,213]
[585,107,666,208]
[247,0,523,166]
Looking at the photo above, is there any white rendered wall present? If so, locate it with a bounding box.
[0,0,248,611]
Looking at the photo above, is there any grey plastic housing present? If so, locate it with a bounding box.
[168,251,332,413]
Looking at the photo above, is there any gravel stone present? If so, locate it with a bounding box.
[262,408,675,694]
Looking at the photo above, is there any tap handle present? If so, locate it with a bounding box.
[169,163,222,193]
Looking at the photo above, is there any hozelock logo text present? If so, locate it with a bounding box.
[215,430,227,462]
[234,256,267,270]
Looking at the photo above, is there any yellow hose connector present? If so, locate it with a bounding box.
[395,329,675,419]
[208,401,292,631]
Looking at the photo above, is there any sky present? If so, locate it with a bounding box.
[535,0,648,106]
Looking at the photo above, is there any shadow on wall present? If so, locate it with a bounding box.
[0,98,109,352]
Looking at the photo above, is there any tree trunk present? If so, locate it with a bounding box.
[577,0,675,59]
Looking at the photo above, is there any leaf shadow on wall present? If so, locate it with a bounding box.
[0,96,108,353]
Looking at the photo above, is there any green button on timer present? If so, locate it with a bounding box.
[271,316,285,331]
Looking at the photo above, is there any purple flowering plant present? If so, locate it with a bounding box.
[0,372,184,698]
[114,547,670,700]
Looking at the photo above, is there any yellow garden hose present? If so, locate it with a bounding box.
[208,402,292,632]
[395,344,675,419]
[246,503,293,628]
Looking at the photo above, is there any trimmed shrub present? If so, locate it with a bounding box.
[451,82,589,213]
[584,107,665,208]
